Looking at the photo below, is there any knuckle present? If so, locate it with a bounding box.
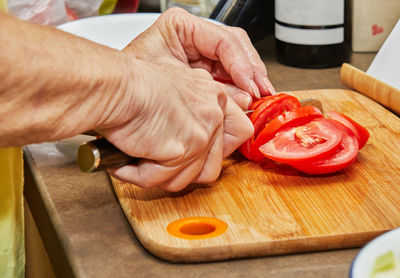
[193,68,213,79]
[217,91,228,110]
[204,107,225,131]
[193,131,210,151]
[230,26,248,37]
[159,7,188,25]
[163,7,186,16]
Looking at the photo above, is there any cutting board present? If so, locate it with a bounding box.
[111,89,400,262]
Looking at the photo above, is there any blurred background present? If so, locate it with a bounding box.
[6,0,400,67]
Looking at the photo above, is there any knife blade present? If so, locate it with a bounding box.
[77,98,323,173]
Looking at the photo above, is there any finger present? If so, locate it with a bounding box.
[155,158,205,192]
[167,9,260,98]
[223,26,276,96]
[223,98,254,157]
[224,83,252,110]
[107,160,180,188]
[192,125,224,184]
[103,127,186,162]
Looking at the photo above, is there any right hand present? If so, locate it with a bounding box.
[97,59,253,192]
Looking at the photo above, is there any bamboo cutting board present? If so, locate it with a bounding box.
[111,89,400,262]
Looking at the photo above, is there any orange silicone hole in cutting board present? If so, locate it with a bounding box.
[167,217,228,240]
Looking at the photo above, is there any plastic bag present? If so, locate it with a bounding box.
[65,0,104,19]
[7,0,118,26]
[8,0,68,25]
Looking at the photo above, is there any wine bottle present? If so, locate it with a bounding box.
[274,0,350,68]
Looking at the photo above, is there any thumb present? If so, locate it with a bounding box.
[223,98,254,157]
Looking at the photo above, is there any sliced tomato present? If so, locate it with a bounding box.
[289,119,359,174]
[327,111,369,149]
[251,106,323,161]
[250,98,267,111]
[239,94,301,160]
[249,94,301,136]
[259,118,343,164]
[238,139,253,160]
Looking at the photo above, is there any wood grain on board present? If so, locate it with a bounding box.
[111,89,400,262]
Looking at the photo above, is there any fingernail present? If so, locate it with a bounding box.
[263,77,276,95]
[243,94,252,109]
[250,80,260,99]
[268,86,276,95]
[233,93,252,110]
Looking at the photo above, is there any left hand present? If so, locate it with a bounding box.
[122,8,275,109]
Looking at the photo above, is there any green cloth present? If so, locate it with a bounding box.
[0,3,24,277]
[99,0,118,15]
[0,147,24,278]
[0,0,7,12]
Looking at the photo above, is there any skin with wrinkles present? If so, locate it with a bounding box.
[0,8,274,191]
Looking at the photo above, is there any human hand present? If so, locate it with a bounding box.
[98,60,253,191]
[123,8,275,109]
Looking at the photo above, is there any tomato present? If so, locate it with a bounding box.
[249,94,301,137]
[238,139,253,160]
[251,106,323,161]
[327,111,369,149]
[289,120,359,174]
[238,93,365,175]
[239,94,301,160]
[259,118,343,164]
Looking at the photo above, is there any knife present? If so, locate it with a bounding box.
[77,98,323,173]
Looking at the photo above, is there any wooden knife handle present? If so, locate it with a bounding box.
[77,138,139,172]
[340,63,400,115]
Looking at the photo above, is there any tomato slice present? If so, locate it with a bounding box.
[259,118,342,164]
[238,139,253,160]
[249,94,301,137]
[239,94,301,160]
[289,120,359,174]
[251,106,323,161]
[327,111,369,149]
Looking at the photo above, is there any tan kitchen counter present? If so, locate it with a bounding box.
[23,36,377,278]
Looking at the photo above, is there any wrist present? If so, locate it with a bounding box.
[92,56,146,134]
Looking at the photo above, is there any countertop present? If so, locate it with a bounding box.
[24,36,376,278]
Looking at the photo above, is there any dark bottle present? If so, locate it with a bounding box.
[274,0,351,68]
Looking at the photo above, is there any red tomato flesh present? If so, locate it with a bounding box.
[239,94,301,160]
[327,111,369,149]
[259,118,342,164]
[251,106,323,161]
[289,119,359,174]
[238,139,253,160]
[249,94,301,137]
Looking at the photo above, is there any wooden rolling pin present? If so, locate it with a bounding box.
[340,63,400,115]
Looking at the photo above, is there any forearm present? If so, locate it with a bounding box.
[0,12,136,147]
